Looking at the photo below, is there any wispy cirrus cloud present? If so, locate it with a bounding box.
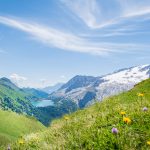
[60,0,102,29]
[0,16,137,55]
[0,16,149,56]
[61,0,150,29]
[0,16,106,55]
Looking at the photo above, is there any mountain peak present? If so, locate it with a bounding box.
[102,64,150,84]
[0,77,12,83]
[0,77,19,90]
[60,75,98,93]
[52,64,150,107]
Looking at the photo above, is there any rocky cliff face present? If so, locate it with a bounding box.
[51,64,150,107]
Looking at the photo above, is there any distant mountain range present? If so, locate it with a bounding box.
[41,83,64,94]
[51,64,150,108]
[0,77,40,118]
[0,77,56,125]
[0,77,77,126]
[0,64,149,126]
[23,87,49,99]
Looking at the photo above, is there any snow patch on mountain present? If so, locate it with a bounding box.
[51,64,150,107]
[102,64,149,84]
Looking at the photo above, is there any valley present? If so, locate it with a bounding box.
[0,65,150,149]
[7,78,150,149]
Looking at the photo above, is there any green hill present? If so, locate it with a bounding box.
[22,88,48,99]
[0,110,45,149]
[0,77,52,125]
[10,79,150,149]
[0,77,38,115]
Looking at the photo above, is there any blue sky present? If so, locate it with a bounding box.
[0,0,150,88]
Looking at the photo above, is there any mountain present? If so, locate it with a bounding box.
[0,77,77,126]
[11,78,150,149]
[22,88,48,99]
[41,83,64,94]
[51,64,150,108]
[0,77,34,114]
[0,109,45,148]
[0,64,149,127]
[0,77,20,91]
[0,77,51,125]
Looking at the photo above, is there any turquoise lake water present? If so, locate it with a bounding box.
[32,99,54,107]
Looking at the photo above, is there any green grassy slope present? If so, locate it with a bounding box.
[0,77,36,114]
[0,110,46,148]
[12,79,150,150]
[0,78,51,125]
[0,78,27,100]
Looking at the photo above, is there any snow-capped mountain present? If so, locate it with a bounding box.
[51,64,150,108]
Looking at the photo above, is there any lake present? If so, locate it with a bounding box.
[32,99,54,107]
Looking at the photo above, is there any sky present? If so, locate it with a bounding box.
[0,0,150,88]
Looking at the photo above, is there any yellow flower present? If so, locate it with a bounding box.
[18,139,25,145]
[123,117,131,124]
[120,111,126,115]
[147,141,150,145]
[137,93,144,97]
[64,116,69,120]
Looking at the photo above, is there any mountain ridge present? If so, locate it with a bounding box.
[11,78,150,149]
[0,77,52,125]
[41,83,64,94]
[51,64,150,107]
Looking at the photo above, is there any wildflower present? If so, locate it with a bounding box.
[137,93,144,97]
[143,107,148,111]
[147,141,150,145]
[64,116,69,120]
[7,145,11,150]
[123,117,131,124]
[18,139,24,145]
[120,111,126,115]
[111,127,118,134]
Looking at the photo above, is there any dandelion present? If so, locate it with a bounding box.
[137,93,144,97]
[111,127,118,134]
[120,111,126,115]
[64,116,69,120]
[147,141,150,145]
[123,117,131,124]
[18,139,25,145]
[143,107,148,111]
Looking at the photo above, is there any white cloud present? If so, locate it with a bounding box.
[9,73,27,87]
[118,0,150,17]
[9,74,47,88]
[61,0,150,29]
[61,0,101,28]
[0,16,106,55]
[10,73,27,81]
[0,16,149,56]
